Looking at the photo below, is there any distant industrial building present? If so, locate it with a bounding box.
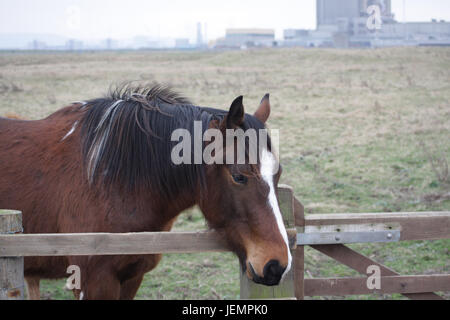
[215,29,275,49]
[104,38,118,50]
[374,21,450,47]
[65,39,83,51]
[175,38,191,49]
[283,0,450,48]
[28,40,47,50]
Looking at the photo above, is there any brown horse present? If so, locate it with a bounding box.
[0,84,291,300]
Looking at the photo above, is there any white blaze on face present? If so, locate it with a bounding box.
[260,148,292,281]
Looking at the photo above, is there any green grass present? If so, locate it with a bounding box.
[1,47,449,299]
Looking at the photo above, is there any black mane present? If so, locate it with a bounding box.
[108,83,192,106]
[80,83,267,198]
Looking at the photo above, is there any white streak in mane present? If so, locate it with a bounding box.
[87,100,123,183]
[260,148,292,281]
[72,101,88,109]
[61,121,78,141]
[72,101,87,105]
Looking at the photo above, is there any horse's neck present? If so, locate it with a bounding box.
[162,189,199,221]
[126,187,199,232]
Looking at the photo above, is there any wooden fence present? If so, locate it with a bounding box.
[1,185,449,300]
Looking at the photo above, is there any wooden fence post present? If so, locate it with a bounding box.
[239,185,297,299]
[293,196,305,300]
[0,210,24,300]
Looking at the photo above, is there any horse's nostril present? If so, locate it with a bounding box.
[262,260,286,285]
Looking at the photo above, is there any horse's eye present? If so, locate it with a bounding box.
[232,174,248,185]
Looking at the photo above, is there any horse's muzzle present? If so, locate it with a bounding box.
[248,260,286,286]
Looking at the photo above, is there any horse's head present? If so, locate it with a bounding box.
[199,94,291,286]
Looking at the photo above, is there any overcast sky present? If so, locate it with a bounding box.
[1,0,450,42]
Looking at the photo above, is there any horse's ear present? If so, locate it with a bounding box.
[254,93,270,123]
[226,95,244,128]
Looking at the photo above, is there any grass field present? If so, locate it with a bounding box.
[0,47,449,299]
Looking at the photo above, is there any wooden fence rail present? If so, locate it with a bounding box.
[1,185,449,300]
[304,275,450,296]
[0,230,297,257]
